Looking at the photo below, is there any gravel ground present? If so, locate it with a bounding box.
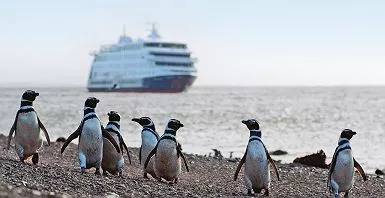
[0,134,384,198]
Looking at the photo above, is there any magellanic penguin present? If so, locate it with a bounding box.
[234,119,280,196]
[101,111,132,177]
[60,97,121,175]
[144,119,189,183]
[132,116,160,178]
[7,90,51,164]
[327,129,367,198]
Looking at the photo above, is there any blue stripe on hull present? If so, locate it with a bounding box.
[88,75,196,93]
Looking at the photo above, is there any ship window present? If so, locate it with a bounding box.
[155,62,192,67]
[144,42,186,49]
[150,52,190,57]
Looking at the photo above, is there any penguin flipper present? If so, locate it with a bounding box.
[234,150,247,181]
[139,146,142,164]
[7,113,18,150]
[328,148,339,189]
[102,128,121,153]
[120,139,132,165]
[353,158,367,181]
[61,126,82,153]
[144,144,158,169]
[37,116,51,146]
[266,153,280,181]
[177,147,189,172]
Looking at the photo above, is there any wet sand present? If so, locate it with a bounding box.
[0,134,384,198]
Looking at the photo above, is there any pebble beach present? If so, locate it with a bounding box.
[0,134,384,197]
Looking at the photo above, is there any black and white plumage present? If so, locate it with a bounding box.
[132,116,160,178]
[328,129,367,198]
[60,97,121,175]
[101,111,131,177]
[144,119,189,183]
[7,90,51,165]
[234,119,280,196]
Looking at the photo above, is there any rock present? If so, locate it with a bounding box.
[56,137,67,142]
[212,149,223,159]
[375,169,385,175]
[270,150,288,155]
[293,150,328,169]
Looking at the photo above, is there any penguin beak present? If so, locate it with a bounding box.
[179,123,184,127]
[96,99,100,103]
[35,92,39,96]
[132,118,140,123]
[241,120,247,124]
[351,131,357,135]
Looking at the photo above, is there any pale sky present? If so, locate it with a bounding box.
[1,1,385,86]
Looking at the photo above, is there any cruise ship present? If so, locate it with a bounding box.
[87,25,197,93]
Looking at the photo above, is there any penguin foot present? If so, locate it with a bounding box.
[32,153,39,165]
[344,191,349,198]
[95,168,101,175]
[263,189,269,197]
[19,157,25,164]
[143,173,149,179]
[81,167,86,174]
[118,170,123,178]
[253,187,262,194]
[102,170,108,176]
[334,193,340,198]
[247,189,253,196]
[174,178,179,184]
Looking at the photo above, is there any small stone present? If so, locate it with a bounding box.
[106,192,119,198]
[32,190,42,196]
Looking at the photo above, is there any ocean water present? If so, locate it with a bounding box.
[1,86,384,172]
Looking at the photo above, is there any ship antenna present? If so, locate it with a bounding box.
[122,25,126,36]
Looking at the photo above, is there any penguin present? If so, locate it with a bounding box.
[7,90,51,165]
[60,97,121,174]
[144,119,189,183]
[234,119,280,196]
[132,116,160,178]
[101,111,131,177]
[327,129,367,198]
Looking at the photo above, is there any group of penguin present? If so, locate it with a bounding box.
[6,90,368,197]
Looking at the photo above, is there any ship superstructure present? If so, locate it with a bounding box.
[87,25,197,92]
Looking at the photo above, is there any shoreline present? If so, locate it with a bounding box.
[0,135,384,197]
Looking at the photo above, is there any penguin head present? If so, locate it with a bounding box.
[167,119,184,131]
[84,97,99,108]
[132,117,154,127]
[340,129,356,139]
[241,119,260,130]
[22,90,39,101]
[107,111,120,122]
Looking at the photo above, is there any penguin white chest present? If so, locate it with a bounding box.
[141,131,158,163]
[79,118,103,165]
[332,149,354,191]
[244,142,270,189]
[15,112,42,153]
[154,140,181,180]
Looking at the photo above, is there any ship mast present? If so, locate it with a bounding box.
[147,22,161,40]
